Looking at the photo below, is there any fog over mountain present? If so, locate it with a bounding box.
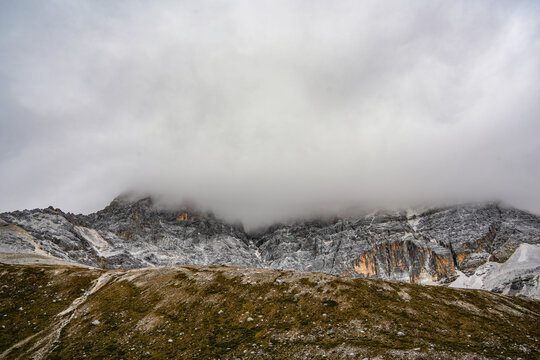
[1,0,540,228]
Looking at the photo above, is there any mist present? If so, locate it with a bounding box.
[1,0,540,229]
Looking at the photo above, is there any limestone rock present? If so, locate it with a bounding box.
[1,196,539,298]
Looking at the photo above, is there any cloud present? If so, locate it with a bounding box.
[1,0,539,228]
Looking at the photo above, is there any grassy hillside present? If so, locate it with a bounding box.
[0,263,538,359]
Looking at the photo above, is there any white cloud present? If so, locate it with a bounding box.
[1,0,539,228]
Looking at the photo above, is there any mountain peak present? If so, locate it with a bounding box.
[0,196,539,298]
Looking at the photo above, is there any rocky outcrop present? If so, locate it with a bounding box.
[255,204,540,289]
[0,196,261,269]
[1,195,539,297]
[450,243,540,298]
[351,240,455,283]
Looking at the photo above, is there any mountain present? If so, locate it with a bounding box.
[1,263,539,359]
[1,195,539,298]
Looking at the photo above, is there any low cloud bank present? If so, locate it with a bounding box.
[1,1,539,229]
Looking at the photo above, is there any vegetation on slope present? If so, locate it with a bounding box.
[0,263,538,359]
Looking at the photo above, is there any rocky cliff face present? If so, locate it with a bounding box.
[1,195,539,297]
[0,196,260,269]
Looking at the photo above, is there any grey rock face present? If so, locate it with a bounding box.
[0,197,261,269]
[257,204,539,281]
[494,273,539,297]
[1,196,539,297]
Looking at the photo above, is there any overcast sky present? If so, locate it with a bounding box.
[1,0,539,228]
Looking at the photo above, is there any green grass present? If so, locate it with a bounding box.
[0,264,538,359]
[0,265,98,357]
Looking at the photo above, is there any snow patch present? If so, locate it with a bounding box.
[406,209,421,231]
[450,244,540,299]
[254,249,263,263]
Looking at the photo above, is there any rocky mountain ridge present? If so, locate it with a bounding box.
[1,195,539,298]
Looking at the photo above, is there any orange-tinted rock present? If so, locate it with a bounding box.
[176,212,189,221]
[353,252,378,277]
[352,240,456,283]
[430,250,456,281]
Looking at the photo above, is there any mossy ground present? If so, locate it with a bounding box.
[0,263,538,359]
[0,264,99,357]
